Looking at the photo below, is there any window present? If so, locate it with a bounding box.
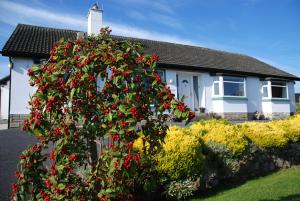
[223,76,245,96]
[271,81,287,98]
[157,69,166,82]
[262,81,268,98]
[213,75,246,97]
[262,80,288,99]
[213,77,220,96]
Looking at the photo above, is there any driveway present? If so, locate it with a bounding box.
[0,129,37,201]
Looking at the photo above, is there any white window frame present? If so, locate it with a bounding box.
[262,80,288,99]
[213,75,246,98]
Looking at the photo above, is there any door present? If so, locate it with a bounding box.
[177,73,192,109]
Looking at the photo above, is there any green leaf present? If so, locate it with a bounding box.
[108,112,113,121]
[58,183,66,190]
[70,88,75,99]
[118,104,127,113]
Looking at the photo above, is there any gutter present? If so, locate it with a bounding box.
[8,57,13,129]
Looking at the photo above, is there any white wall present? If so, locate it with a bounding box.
[223,99,248,113]
[0,81,9,119]
[11,57,35,114]
[202,73,213,112]
[247,77,262,113]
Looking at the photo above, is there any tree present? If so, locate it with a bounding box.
[11,28,194,201]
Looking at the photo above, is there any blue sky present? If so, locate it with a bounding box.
[0,0,299,92]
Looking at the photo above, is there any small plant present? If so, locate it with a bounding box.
[165,178,197,200]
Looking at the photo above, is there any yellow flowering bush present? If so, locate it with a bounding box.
[242,122,288,148]
[186,119,248,155]
[241,115,300,148]
[157,126,205,180]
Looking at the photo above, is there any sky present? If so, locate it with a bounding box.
[0,0,299,92]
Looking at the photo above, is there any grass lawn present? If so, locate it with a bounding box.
[191,168,300,201]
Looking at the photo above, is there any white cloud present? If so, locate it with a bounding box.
[0,0,196,45]
[0,1,86,30]
[126,10,146,21]
[106,22,195,45]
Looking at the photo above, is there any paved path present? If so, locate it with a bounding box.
[0,129,37,201]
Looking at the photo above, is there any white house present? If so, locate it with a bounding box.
[1,4,299,128]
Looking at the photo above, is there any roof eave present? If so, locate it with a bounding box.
[158,63,300,81]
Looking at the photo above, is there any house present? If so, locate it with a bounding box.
[1,4,299,128]
[0,75,10,122]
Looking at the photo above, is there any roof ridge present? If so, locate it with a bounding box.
[16,24,252,59]
[17,23,82,33]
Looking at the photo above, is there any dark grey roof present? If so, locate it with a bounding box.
[1,24,299,80]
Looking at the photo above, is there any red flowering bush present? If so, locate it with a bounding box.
[11,27,194,201]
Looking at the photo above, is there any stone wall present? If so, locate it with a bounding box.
[9,114,28,128]
[199,142,300,191]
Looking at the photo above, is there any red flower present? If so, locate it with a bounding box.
[103,109,110,115]
[121,120,129,127]
[177,102,185,112]
[70,80,75,88]
[151,53,159,62]
[111,103,117,110]
[19,154,26,159]
[15,171,20,178]
[12,183,18,192]
[130,106,138,119]
[88,75,96,82]
[50,150,55,161]
[77,62,83,68]
[32,97,40,106]
[27,69,33,76]
[188,111,195,119]
[111,135,120,141]
[45,178,51,189]
[68,154,78,161]
[121,53,127,59]
[163,102,170,110]
[53,127,61,136]
[117,111,123,117]
[123,87,129,93]
[127,142,133,149]
[65,42,71,49]
[114,161,119,168]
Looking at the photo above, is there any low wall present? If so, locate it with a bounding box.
[200,142,300,191]
[10,114,28,128]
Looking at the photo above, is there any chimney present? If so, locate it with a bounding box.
[87,3,103,35]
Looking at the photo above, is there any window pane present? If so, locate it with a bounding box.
[224,82,245,96]
[223,76,244,82]
[214,82,220,95]
[262,81,268,86]
[263,86,268,97]
[271,80,286,86]
[272,86,287,98]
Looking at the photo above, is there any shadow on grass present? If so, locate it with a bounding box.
[259,194,300,201]
[192,170,281,200]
